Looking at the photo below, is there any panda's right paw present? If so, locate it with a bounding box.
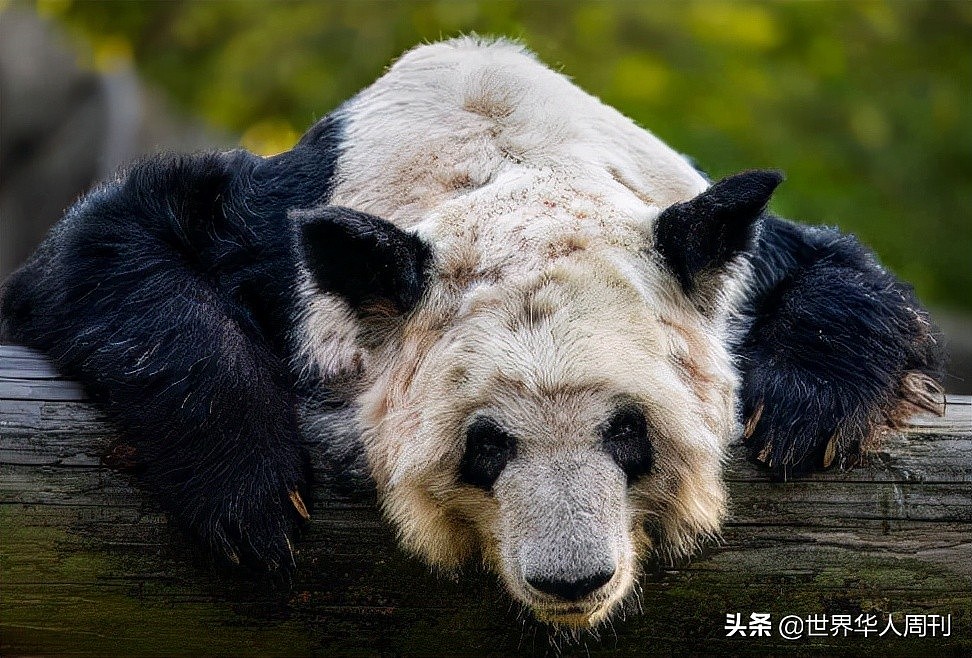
[203,473,312,575]
[146,447,313,575]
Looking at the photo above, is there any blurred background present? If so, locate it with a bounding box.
[1,0,969,391]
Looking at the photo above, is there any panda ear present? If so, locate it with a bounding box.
[654,170,783,295]
[299,207,432,313]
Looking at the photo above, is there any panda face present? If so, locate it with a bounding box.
[293,39,779,628]
[460,387,638,627]
[340,187,736,627]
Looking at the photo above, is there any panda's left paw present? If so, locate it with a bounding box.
[740,372,865,478]
[740,367,945,479]
[735,227,946,478]
[743,364,944,479]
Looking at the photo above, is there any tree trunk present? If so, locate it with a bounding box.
[1,344,970,656]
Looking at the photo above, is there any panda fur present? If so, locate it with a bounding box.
[0,38,945,628]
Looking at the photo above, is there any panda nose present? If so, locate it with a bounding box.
[526,568,615,601]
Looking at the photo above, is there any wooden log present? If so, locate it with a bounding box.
[1,344,970,656]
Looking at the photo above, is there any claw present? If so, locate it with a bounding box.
[289,490,310,520]
[822,434,838,468]
[894,371,946,422]
[216,529,240,565]
[743,402,764,440]
[284,534,297,569]
[226,548,240,565]
[757,439,773,464]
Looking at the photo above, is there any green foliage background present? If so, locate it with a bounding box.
[37,0,972,310]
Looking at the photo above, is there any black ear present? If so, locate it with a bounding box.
[655,170,783,294]
[299,207,432,313]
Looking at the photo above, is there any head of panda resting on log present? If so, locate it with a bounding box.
[0,37,945,629]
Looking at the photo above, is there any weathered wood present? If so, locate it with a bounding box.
[1,345,970,656]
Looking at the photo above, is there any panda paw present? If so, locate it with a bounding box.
[205,476,312,575]
[740,378,861,478]
[144,448,313,575]
[740,368,944,479]
[735,224,946,479]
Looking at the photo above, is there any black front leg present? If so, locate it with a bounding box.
[732,216,945,478]
[1,152,313,571]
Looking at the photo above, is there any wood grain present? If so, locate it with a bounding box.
[1,345,970,656]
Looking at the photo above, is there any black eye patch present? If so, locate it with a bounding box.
[459,416,517,491]
[601,406,653,482]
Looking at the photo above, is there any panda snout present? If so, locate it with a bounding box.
[525,567,616,602]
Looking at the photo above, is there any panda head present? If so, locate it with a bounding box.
[296,167,782,628]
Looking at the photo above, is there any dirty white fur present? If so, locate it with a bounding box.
[297,37,741,627]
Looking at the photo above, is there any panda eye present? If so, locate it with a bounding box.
[601,406,653,482]
[459,416,517,491]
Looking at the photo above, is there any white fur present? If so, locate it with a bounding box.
[330,37,706,226]
[299,37,711,380]
[297,38,742,628]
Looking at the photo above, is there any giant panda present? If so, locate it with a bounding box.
[0,38,945,628]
